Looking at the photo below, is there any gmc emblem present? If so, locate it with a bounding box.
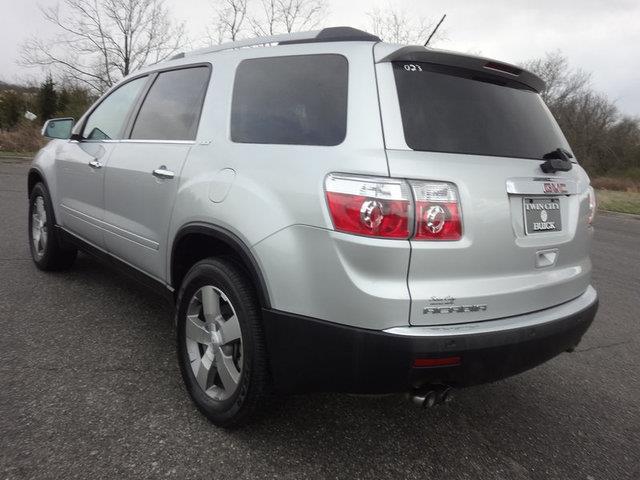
[543,182,568,194]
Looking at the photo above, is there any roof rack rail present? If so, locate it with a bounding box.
[170,27,380,60]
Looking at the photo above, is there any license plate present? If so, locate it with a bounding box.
[523,197,562,234]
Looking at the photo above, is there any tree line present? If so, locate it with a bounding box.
[0,77,93,130]
[523,52,639,179]
[1,0,638,180]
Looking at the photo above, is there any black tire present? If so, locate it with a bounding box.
[176,257,270,428]
[28,182,77,271]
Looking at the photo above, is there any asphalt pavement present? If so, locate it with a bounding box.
[1,156,639,480]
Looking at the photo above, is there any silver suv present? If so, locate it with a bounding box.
[28,27,598,426]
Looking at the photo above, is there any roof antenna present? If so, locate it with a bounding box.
[424,14,446,46]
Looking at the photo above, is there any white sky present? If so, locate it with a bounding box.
[1,0,639,116]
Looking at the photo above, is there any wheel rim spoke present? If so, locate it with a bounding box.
[32,225,41,245]
[201,286,221,323]
[185,314,210,344]
[31,196,47,256]
[195,346,214,390]
[36,197,46,217]
[214,345,240,391]
[219,314,241,344]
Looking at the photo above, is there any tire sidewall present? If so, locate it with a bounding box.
[176,260,257,425]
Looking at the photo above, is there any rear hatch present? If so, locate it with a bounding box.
[374,44,594,326]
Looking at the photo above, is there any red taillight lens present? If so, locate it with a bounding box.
[325,174,411,238]
[411,181,462,241]
[324,175,463,241]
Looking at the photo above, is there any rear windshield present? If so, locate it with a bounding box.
[392,62,570,160]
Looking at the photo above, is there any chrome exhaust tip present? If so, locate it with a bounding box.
[410,385,454,408]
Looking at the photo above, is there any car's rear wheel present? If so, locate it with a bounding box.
[28,182,77,271]
[176,257,270,427]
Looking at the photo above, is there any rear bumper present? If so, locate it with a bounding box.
[262,287,598,394]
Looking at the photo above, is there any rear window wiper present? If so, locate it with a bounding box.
[541,148,573,173]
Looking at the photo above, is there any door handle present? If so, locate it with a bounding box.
[152,166,175,179]
[88,159,102,169]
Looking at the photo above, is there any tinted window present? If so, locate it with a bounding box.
[231,55,348,146]
[131,67,209,140]
[393,62,570,159]
[83,77,147,140]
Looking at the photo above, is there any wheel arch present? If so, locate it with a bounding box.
[170,223,271,308]
[27,167,47,197]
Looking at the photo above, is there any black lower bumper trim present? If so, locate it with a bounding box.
[262,299,598,394]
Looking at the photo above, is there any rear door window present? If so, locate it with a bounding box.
[231,54,348,146]
[392,62,570,159]
[130,66,209,141]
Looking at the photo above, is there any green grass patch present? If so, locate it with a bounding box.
[597,189,640,215]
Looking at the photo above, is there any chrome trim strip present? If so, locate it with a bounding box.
[119,139,196,145]
[75,139,196,145]
[384,286,597,337]
[506,177,579,195]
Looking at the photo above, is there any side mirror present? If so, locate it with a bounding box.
[41,118,75,139]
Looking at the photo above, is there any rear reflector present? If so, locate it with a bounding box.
[413,356,461,368]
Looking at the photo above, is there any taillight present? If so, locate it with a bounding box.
[410,181,462,241]
[325,174,411,238]
[587,186,597,225]
[325,174,463,241]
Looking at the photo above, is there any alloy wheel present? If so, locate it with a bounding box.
[31,196,48,259]
[185,286,243,401]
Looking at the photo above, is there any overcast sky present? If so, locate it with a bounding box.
[1,0,639,116]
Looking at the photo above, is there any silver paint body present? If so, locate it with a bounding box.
[32,39,596,332]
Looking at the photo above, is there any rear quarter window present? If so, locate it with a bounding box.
[231,54,348,146]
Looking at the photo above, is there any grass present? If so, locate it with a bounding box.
[0,151,36,158]
[0,123,46,154]
[592,176,640,193]
[597,189,640,215]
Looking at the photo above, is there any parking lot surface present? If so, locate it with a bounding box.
[1,157,639,479]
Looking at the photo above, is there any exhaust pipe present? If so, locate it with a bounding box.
[410,385,454,409]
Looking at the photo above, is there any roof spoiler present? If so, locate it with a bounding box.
[377,46,545,93]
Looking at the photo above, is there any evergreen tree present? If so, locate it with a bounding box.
[37,75,58,122]
[56,86,93,121]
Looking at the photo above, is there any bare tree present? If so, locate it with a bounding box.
[208,0,248,44]
[249,0,327,36]
[21,0,185,93]
[523,51,640,175]
[250,0,279,36]
[367,5,444,45]
[522,51,590,105]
